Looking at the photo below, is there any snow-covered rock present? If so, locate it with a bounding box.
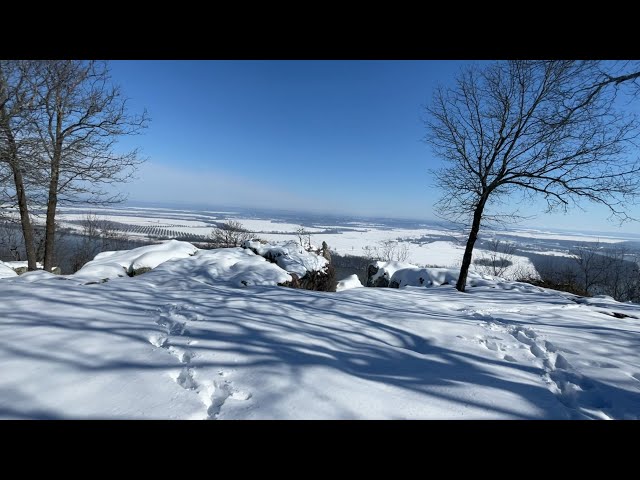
[0,262,18,279]
[12,270,58,282]
[76,239,198,281]
[148,247,292,288]
[2,261,44,275]
[72,263,129,283]
[243,240,327,277]
[336,274,363,292]
[367,261,506,289]
[243,240,334,291]
[366,260,415,287]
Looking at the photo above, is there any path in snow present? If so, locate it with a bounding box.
[460,307,627,420]
[147,303,251,419]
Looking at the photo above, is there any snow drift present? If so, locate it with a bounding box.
[77,239,198,280]
[1,240,639,420]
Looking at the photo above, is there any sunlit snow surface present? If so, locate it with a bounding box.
[1,241,639,419]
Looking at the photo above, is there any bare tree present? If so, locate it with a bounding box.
[571,241,608,295]
[362,240,411,263]
[571,242,640,301]
[30,60,148,271]
[296,227,313,251]
[473,238,515,277]
[68,213,103,272]
[0,61,42,270]
[425,60,640,292]
[0,220,24,260]
[208,220,252,248]
[600,245,636,301]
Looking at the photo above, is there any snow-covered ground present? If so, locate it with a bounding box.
[3,205,629,282]
[1,240,639,419]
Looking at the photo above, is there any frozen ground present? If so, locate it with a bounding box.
[1,240,639,419]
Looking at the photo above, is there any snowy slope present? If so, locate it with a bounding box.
[0,262,17,279]
[1,243,639,419]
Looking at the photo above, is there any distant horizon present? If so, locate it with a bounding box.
[56,199,640,240]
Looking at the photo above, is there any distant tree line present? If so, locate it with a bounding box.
[521,242,640,302]
[0,215,146,274]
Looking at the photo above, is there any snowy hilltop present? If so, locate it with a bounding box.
[1,240,639,419]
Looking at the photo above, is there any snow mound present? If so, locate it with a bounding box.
[72,263,128,282]
[12,270,57,282]
[148,247,292,287]
[76,240,198,281]
[243,240,328,277]
[370,261,510,289]
[2,261,44,271]
[381,263,547,293]
[336,274,363,292]
[0,262,18,279]
[368,260,419,286]
[390,266,461,287]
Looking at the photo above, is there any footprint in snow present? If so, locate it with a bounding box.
[148,334,168,348]
[168,346,194,364]
[173,367,198,390]
[202,379,252,420]
[156,315,187,336]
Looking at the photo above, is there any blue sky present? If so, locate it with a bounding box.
[109,60,640,234]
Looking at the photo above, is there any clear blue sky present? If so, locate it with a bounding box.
[109,60,640,234]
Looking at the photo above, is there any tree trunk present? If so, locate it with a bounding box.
[456,198,487,292]
[11,161,38,271]
[43,98,63,272]
[43,154,60,272]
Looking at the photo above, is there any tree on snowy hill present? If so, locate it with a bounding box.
[0,61,42,271]
[208,220,253,248]
[0,60,148,273]
[425,60,640,292]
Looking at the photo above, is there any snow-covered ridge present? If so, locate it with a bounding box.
[1,239,329,289]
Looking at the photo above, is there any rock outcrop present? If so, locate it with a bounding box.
[243,240,336,292]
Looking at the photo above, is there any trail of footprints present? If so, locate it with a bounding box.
[147,303,251,419]
[466,312,614,418]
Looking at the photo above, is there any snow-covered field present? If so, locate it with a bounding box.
[1,240,639,419]
[40,206,572,277]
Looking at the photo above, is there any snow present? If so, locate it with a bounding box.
[11,270,58,283]
[3,261,44,270]
[223,218,324,233]
[148,248,292,288]
[2,234,640,419]
[0,262,17,279]
[78,239,198,280]
[374,262,506,289]
[336,274,363,292]
[500,229,626,243]
[368,260,416,285]
[72,263,128,283]
[57,213,211,228]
